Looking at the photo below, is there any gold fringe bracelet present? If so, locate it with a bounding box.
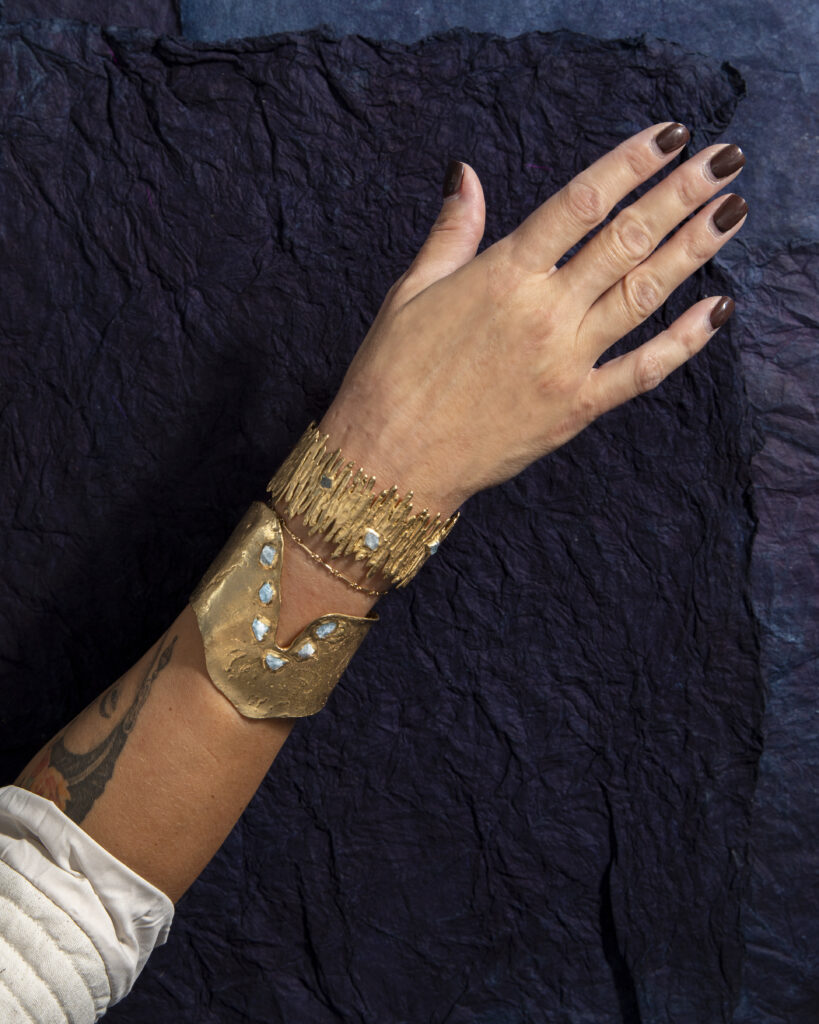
[266,421,460,589]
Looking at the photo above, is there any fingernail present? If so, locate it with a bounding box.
[709,296,735,330]
[708,144,745,179]
[654,122,690,154]
[713,194,748,233]
[443,159,464,198]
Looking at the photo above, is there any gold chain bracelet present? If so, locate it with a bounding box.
[266,421,460,588]
[276,511,390,597]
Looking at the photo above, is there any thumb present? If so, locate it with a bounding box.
[397,160,486,302]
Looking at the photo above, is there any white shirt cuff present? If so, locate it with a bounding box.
[0,785,174,1014]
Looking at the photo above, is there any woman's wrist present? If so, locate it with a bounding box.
[266,411,464,626]
[315,402,466,522]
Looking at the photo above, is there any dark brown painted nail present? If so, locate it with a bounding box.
[443,159,464,198]
[709,144,745,179]
[709,296,735,330]
[713,194,748,232]
[654,123,690,154]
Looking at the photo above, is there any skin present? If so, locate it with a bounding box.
[317,121,747,516]
[13,122,746,905]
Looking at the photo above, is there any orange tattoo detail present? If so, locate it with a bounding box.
[15,631,178,825]
[22,750,71,811]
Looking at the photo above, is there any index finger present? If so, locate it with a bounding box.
[507,121,691,275]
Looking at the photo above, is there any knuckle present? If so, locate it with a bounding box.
[575,386,599,425]
[674,171,702,209]
[482,249,527,311]
[487,242,524,295]
[635,351,666,393]
[526,302,559,344]
[562,180,606,227]
[681,228,715,264]
[621,270,662,320]
[609,214,654,263]
[536,368,576,402]
[622,142,656,180]
[678,325,700,357]
[533,284,569,328]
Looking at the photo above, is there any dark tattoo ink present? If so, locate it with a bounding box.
[98,686,120,719]
[16,631,178,823]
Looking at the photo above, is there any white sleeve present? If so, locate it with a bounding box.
[0,785,174,1022]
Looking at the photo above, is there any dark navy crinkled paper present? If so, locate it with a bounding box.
[0,11,804,1024]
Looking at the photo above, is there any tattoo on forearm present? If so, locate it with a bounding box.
[15,631,178,823]
[98,685,120,719]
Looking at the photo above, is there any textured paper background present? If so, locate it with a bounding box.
[0,4,815,1022]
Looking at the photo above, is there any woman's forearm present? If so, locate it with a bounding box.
[11,119,747,913]
[12,479,389,905]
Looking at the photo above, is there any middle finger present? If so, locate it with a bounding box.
[557,143,746,308]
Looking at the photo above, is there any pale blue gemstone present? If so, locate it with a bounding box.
[259,582,275,604]
[316,621,337,638]
[364,528,380,551]
[320,475,333,488]
[251,617,270,642]
[427,540,440,555]
[297,641,316,659]
[264,653,286,671]
[260,544,277,567]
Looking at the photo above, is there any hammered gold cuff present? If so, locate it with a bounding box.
[267,421,460,589]
[190,501,378,718]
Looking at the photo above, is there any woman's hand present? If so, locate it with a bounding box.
[318,121,747,517]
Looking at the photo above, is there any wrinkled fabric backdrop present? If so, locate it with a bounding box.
[0,1,816,1022]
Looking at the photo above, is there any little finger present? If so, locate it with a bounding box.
[578,295,736,423]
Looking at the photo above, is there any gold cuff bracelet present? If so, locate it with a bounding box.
[266,421,460,589]
[190,501,378,718]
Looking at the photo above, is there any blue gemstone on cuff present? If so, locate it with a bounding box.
[427,540,439,555]
[252,618,270,641]
[320,475,333,488]
[259,582,275,604]
[316,621,337,638]
[260,544,277,567]
[265,653,286,671]
[364,528,380,551]
[297,641,316,659]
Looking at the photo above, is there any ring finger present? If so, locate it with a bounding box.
[578,191,748,359]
